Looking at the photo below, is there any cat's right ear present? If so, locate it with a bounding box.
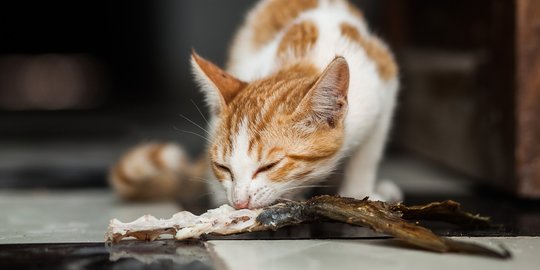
[292,56,349,130]
[191,50,247,114]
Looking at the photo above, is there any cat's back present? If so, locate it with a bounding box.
[227,0,397,86]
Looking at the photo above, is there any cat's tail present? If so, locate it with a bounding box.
[109,142,207,202]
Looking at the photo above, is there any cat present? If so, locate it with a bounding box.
[110,0,402,209]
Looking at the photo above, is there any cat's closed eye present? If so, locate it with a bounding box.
[254,160,281,177]
[213,162,232,175]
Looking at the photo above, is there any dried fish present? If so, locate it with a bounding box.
[391,200,490,228]
[106,195,510,259]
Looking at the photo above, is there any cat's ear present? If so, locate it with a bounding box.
[294,56,349,129]
[191,50,246,113]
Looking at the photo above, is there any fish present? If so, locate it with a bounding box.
[106,195,510,259]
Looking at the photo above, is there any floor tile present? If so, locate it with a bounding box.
[0,190,179,244]
[209,237,540,270]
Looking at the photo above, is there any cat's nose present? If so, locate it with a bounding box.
[233,199,250,209]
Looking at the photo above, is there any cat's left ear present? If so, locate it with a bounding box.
[293,56,349,129]
[191,50,246,114]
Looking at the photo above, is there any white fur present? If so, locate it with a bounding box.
[191,56,224,114]
[196,0,401,207]
[228,119,256,206]
[214,119,283,208]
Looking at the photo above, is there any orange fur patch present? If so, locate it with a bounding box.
[211,163,227,182]
[266,147,284,160]
[252,0,318,49]
[270,161,299,181]
[339,23,397,81]
[217,63,320,156]
[277,20,318,61]
[211,62,346,183]
[192,52,246,104]
[209,146,226,181]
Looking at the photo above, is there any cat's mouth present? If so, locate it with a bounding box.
[230,197,276,210]
[247,201,273,210]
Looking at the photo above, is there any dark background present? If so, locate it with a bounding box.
[0,0,383,188]
[0,0,528,196]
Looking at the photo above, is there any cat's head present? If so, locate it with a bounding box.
[191,51,349,209]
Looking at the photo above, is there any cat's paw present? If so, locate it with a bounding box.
[338,189,383,201]
[375,179,403,203]
[338,179,403,202]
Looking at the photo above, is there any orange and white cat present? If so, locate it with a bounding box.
[110,0,402,209]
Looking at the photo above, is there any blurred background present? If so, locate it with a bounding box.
[1,0,539,199]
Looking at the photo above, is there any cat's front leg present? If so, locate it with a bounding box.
[339,139,383,201]
[339,102,402,202]
[340,145,402,202]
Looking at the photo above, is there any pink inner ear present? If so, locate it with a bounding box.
[192,51,247,104]
[327,117,336,128]
[294,56,349,127]
[318,56,350,99]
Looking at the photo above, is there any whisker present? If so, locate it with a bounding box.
[276,196,297,201]
[179,114,210,135]
[255,188,270,201]
[190,176,212,181]
[185,177,211,184]
[324,171,345,176]
[188,176,216,184]
[191,99,210,126]
[173,126,212,144]
[280,184,335,193]
[194,192,218,200]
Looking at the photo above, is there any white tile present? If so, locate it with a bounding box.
[209,237,540,270]
[0,189,180,244]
